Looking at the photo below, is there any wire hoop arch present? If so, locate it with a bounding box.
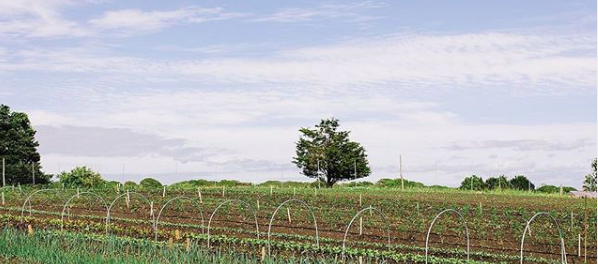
[60,191,108,231]
[207,199,259,248]
[342,206,391,260]
[20,189,60,223]
[520,212,567,264]
[425,208,470,264]
[154,196,205,241]
[267,199,319,255]
[105,191,153,236]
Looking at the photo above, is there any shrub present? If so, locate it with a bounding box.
[58,166,104,188]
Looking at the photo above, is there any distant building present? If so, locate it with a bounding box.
[567,191,597,198]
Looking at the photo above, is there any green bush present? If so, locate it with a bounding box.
[536,185,577,193]
[58,166,104,188]
[139,178,162,189]
[376,178,425,188]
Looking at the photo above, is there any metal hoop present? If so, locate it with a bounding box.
[425,209,470,264]
[154,196,205,241]
[60,191,108,231]
[105,191,153,235]
[20,189,59,223]
[267,199,319,255]
[520,212,567,264]
[342,206,391,260]
[207,199,259,248]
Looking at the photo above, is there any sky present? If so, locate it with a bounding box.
[0,0,596,188]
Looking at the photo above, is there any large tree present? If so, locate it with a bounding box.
[459,175,486,191]
[583,158,597,192]
[0,105,49,185]
[293,118,371,188]
[509,175,535,191]
[485,175,510,190]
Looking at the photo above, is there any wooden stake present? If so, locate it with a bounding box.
[287,207,292,223]
[359,256,363,264]
[27,224,33,236]
[168,237,174,249]
[175,229,181,240]
[399,155,404,191]
[150,201,154,216]
[116,183,120,194]
[261,246,266,261]
[76,187,80,199]
[185,238,191,252]
[126,191,130,208]
[270,186,273,195]
[359,193,362,207]
[162,186,166,198]
[256,200,260,211]
[222,186,225,197]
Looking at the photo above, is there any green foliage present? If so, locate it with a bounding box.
[257,180,311,188]
[460,175,486,190]
[339,181,374,187]
[485,175,510,190]
[536,185,577,193]
[139,178,162,189]
[293,118,371,187]
[583,158,597,192]
[509,175,535,190]
[124,181,137,189]
[58,166,103,188]
[0,104,49,185]
[375,178,425,188]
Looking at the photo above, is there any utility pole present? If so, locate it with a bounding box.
[399,155,404,190]
[31,162,35,185]
[2,158,5,187]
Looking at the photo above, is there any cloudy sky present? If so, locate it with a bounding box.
[0,0,596,187]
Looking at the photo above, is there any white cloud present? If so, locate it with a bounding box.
[250,1,385,23]
[0,0,89,38]
[2,32,593,94]
[89,6,247,35]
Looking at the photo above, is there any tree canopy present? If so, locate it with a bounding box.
[293,118,371,187]
[459,175,486,190]
[485,175,510,190]
[583,158,597,192]
[509,175,535,190]
[0,104,49,185]
[58,166,103,188]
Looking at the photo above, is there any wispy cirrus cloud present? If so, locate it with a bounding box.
[249,1,385,23]
[89,6,248,36]
[2,32,593,94]
[0,0,89,38]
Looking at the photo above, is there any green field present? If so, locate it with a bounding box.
[0,185,595,263]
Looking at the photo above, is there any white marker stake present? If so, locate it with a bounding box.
[162,186,166,198]
[270,186,273,196]
[578,233,581,257]
[76,188,80,199]
[150,201,154,217]
[359,215,363,235]
[116,183,119,194]
[222,186,225,197]
[359,193,363,235]
[126,191,130,208]
[287,207,292,223]
[257,200,260,211]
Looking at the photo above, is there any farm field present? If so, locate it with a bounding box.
[0,186,595,264]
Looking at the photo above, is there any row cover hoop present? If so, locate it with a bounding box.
[106,191,154,236]
[342,206,391,262]
[61,191,108,231]
[425,208,470,264]
[520,212,567,264]
[267,198,319,255]
[154,196,205,241]
[207,199,259,248]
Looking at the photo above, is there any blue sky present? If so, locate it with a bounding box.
[0,0,596,187]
